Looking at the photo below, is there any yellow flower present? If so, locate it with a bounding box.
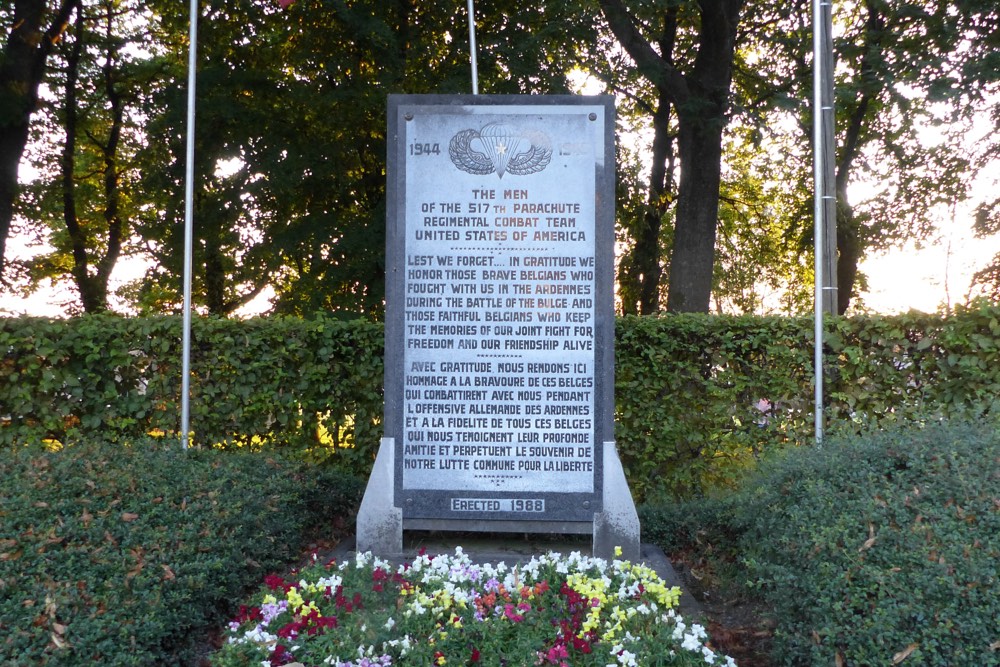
[286,587,305,612]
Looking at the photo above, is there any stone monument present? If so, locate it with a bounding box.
[357,94,639,560]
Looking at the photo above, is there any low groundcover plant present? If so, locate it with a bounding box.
[212,547,736,667]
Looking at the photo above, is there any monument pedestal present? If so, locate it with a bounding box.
[356,438,639,561]
[359,95,639,564]
[355,438,403,556]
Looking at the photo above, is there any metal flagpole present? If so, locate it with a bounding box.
[467,0,478,94]
[813,0,837,445]
[181,0,199,450]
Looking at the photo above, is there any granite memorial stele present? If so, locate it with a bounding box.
[357,94,639,560]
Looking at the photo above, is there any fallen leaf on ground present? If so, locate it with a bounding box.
[859,523,877,552]
[892,643,919,664]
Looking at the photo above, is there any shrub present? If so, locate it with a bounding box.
[642,420,1000,666]
[0,439,363,666]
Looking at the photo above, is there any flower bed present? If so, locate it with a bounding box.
[211,548,736,667]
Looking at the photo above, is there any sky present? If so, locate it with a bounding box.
[860,224,1000,314]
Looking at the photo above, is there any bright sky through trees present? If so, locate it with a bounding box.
[2,0,996,318]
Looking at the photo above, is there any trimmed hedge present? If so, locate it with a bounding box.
[3,304,1000,498]
[0,315,383,477]
[641,420,1000,666]
[0,438,363,666]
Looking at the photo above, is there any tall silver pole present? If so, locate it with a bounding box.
[813,0,836,444]
[181,0,198,450]
[467,0,478,94]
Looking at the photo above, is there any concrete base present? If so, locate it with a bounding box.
[592,441,641,561]
[355,438,402,555]
[356,438,640,562]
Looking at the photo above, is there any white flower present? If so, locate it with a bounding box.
[681,632,703,652]
[617,649,637,666]
[384,617,395,630]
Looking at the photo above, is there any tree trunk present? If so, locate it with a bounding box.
[830,0,884,313]
[0,0,80,277]
[665,0,742,312]
[631,92,673,315]
[61,10,107,312]
[95,10,124,296]
[667,118,726,312]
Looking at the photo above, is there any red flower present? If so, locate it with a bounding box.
[264,574,291,592]
[471,647,481,662]
[268,643,294,665]
[372,567,389,592]
[234,605,262,623]
[276,620,304,639]
[503,603,525,622]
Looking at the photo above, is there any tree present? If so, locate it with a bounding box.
[731,0,999,313]
[0,0,80,280]
[15,0,157,313]
[127,0,595,318]
[967,183,1000,302]
[597,0,746,314]
[593,0,1000,316]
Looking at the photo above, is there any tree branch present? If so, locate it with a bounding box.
[597,0,690,104]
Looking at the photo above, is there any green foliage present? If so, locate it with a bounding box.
[643,420,1000,666]
[0,314,384,478]
[0,437,363,666]
[5,305,1000,499]
[615,303,1000,499]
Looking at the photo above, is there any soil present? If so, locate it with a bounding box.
[669,552,777,667]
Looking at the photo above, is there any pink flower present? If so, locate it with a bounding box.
[502,603,524,622]
[546,644,569,663]
[277,0,295,8]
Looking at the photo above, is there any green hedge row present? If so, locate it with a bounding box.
[0,438,363,666]
[616,304,1000,497]
[0,315,383,476]
[3,304,1000,497]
